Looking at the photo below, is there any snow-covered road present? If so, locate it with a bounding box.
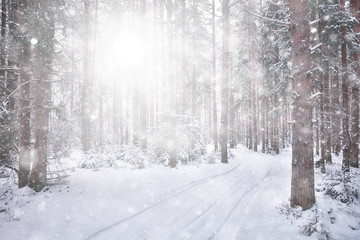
[1,147,310,240]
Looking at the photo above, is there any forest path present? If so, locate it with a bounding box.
[85,147,306,240]
[0,147,310,240]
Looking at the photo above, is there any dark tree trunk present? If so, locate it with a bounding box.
[331,71,341,155]
[18,0,31,188]
[29,0,55,192]
[0,0,9,164]
[315,107,320,156]
[350,0,360,168]
[289,0,315,211]
[273,44,280,154]
[319,7,332,165]
[260,0,266,153]
[341,0,351,172]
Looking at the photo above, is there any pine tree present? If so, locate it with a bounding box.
[289,0,315,210]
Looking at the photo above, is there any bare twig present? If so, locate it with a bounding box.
[244,9,290,27]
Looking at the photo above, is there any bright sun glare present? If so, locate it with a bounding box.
[107,32,145,67]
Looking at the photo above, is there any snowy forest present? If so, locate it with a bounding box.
[1,0,360,239]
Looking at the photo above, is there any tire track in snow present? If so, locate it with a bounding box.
[155,162,242,200]
[167,173,249,230]
[207,171,270,240]
[86,163,242,240]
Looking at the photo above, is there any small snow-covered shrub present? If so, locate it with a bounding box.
[75,145,150,169]
[0,166,11,178]
[148,114,210,165]
[0,183,35,221]
[300,207,330,240]
[112,145,149,169]
[322,168,359,204]
[277,202,302,220]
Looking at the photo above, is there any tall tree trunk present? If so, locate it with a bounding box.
[315,107,320,156]
[229,53,236,148]
[113,80,119,144]
[18,0,31,188]
[180,0,186,115]
[319,6,332,165]
[260,0,266,153]
[139,0,147,150]
[273,44,280,154]
[320,65,326,173]
[331,71,341,155]
[30,0,54,191]
[191,0,197,116]
[220,0,229,163]
[350,0,360,168]
[289,0,315,211]
[341,0,351,172]
[81,0,91,152]
[0,0,9,164]
[212,0,218,152]
[249,3,257,152]
[167,0,177,168]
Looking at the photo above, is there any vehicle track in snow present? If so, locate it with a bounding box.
[207,171,270,240]
[169,169,270,240]
[86,163,243,240]
[167,173,250,229]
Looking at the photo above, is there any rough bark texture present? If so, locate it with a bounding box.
[18,0,31,188]
[319,7,332,165]
[260,0,266,153]
[273,44,280,154]
[0,0,9,164]
[220,0,229,163]
[29,0,54,192]
[341,0,351,172]
[289,0,315,211]
[350,0,360,168]
[331,71,341,155]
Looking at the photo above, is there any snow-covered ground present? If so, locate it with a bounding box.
[0,147,359,240]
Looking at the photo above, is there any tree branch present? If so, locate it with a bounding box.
[244,9,290,27]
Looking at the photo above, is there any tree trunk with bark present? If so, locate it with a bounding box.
[167,0,177,168]
[30,0,54,191]
[81,0,91,152]
[220,0,230,163]
[289,0,315,211]
[341,0,351,172]
[0,0,9,164]
[212,0,218,152]
[18,0,31,188]
[249,3,257,152]
[350,0,360,168]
